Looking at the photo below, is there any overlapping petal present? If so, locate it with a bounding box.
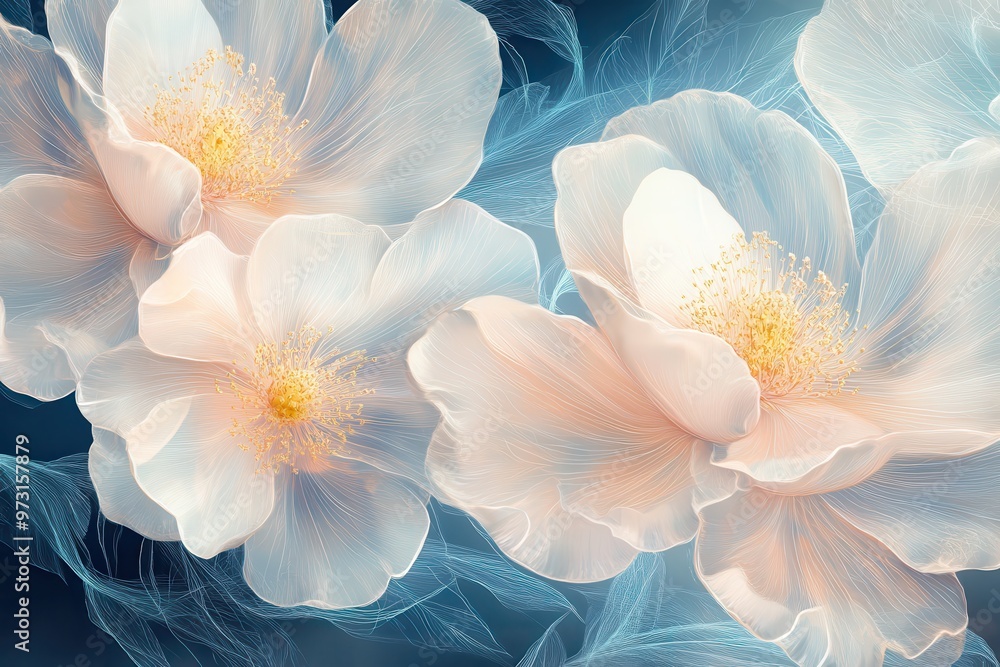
[827,442,1000,574]
[285,0,502,226]
[412,296,731,580]
[552,134,677,305]
[139,233,257,363]
[243,459,429,609]
[201,0,326,114]
[796,0,1000,188]
[844,138,1000,452]
[0,17,97,186]
[78,339,271,556]
[697,489,968,667]
[604,90,860,292]
[46,0,118,96]
[88,427,181,541]
[0,175,146,399]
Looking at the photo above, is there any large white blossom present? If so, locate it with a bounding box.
[411,90,1000,666]
[0,0,500,400]
[78,202,538,608]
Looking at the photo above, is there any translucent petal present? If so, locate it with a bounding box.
[796,0,1000,188]
[412,296,714,575]
[285,0,501,226]
[697,490,967,667]
[243,459,429,609]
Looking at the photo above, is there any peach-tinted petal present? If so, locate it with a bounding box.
[697,489,967,667]
[827,442,1000,574]
[575,273,760,445]
[47,0,117,95]
[844,138,1000,452]
[243,460,429,609]
[0,175,144,400]
[621,167,742,324]
[285,0,501,226]
[712,397,885,493]
[605,90,860,290]
[412,296,715,578]
[139,233,259,363]
[201,0,325,114]
[552,134,677,306]
[89,427,180,541]
[0,18,97,186]
[796,0,1000,188]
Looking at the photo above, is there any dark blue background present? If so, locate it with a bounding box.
[3,0,999,665]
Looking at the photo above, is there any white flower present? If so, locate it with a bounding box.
[77,201,538,608]
[411,90,1000,665]
[0,0,500,400]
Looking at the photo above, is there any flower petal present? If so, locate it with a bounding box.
[412,296,706,577]
[552,134,677,306]
[201,0,326,114]
[246,214,390,341]
[320,199,538,355]
[826,442,1000,574]
[575,273,760,444]
[697,490,967,667]
[47,0,117,95]
[796,0,1000,188]
[712,397,885,492]
[621,167,743,324]
[846,138,1000,451]
[286,0,501,225]
[79,339,272,558]
[0,175,144,400]
[139,233,258,363]
[89,427,180,541]
[127,392,276,558]
[605,90,860,290]
[77,340,228,436]
[242,460,429,608]
[0,18,96,187]
[103,0,224,131]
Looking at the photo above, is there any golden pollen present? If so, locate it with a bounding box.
[144,46,308,204]
[680,231,861,399]
[217,326,376,474]
[267,368,319,421]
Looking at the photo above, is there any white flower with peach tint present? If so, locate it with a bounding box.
[77,201,538,608]
[0,0,500,401]
[50,0,502,252]
[411,90,1000,665]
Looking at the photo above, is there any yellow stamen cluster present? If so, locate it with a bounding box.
[217,327,375,473]
[680,231,862,399]
[145,46,308,204]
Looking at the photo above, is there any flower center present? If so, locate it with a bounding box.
[218,327,375,473]
[145,47,308,204]
[267,368,320,422]
[680,231,862,398]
